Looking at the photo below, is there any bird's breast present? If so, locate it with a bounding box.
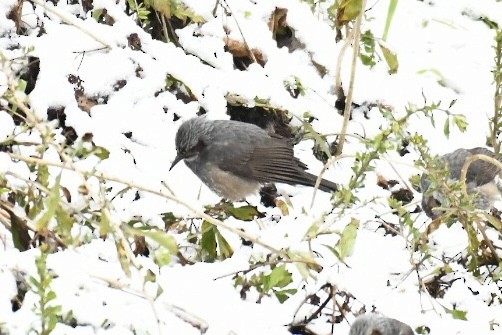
[206,165,260,200]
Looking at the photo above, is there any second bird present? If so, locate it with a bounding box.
[170,117,338,201]
[421,147,502,219]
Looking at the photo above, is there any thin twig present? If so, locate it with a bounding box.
[7,152,321,269]
[220,0,257,64]
[337,0,367,155]
[475,220,501,264]
[30,0,113,49]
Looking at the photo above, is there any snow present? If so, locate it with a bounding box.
[0,0,501,334]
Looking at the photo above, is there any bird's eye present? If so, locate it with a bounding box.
[186,140,205,157]
[194,139,205,152]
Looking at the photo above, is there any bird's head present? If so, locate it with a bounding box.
[170,118,209,170]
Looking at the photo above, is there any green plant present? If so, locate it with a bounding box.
[235,263,296,303]
[29,244,62,335]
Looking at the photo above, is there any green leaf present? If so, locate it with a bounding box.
[144,269,157,283]
[154,248,172,267]
[443,118,450,136]
[116,239,131,276]
[359,30,377,67]
[100,208,112,237]
[9,210,31,251]
[417,68,448,89]
[55,207,75,244]
[274,288,297,303]
[93,146,110,160]
[452,115,468,132]
[382,0,399,41]
[216,234,233,259]
[128,226,178,254]
[302,120,331,159]
[92,8,103,21]
[36,175,62,230]
[339,0,363,21]
[29,277,41,288]
[46,291,57,302]
[334,218,359,260]
[226,204,261,221]
[484,213,502,230]
[17,79,27,92]
[360,54,376,67]
[37,164,50,187]
[444,306,468,320]
[263,265,292,291]
[145,0,170,17]
[378,41,399,74]
[200,221,217,261]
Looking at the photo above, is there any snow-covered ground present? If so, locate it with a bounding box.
[0,0,501,334]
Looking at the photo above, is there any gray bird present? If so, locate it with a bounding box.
[420,147,502,219]
[349,314,414,335]
[169,117,338,201]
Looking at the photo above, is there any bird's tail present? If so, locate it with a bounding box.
[303,172,338,193]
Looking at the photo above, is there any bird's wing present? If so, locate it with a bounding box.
[466,148,501,186]
[216,136,313,184]
[445,147,501,186]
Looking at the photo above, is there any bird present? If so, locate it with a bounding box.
[349,314,414,335]
[169,117,338,201]
[420,147,502,219]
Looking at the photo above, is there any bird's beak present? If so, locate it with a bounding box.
[169,154,183,171]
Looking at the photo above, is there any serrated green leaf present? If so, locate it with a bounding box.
[264,265,292,291]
